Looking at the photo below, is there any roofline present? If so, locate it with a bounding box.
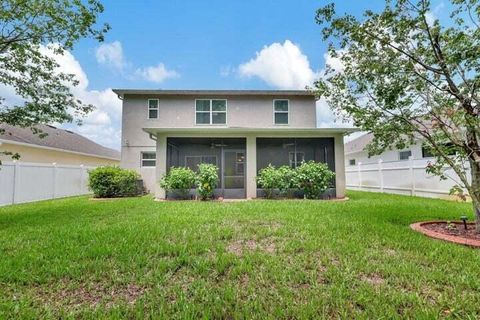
[345,150,366,156]
[0,138,120,161]
[142,127,359,135]
[112,89,317,98]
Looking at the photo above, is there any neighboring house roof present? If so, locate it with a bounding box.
[345,133,374,155]
[112,89,317,97]
[0,124,120,160]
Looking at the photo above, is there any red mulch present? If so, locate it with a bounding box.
[411,221,480,247]
[422,222,480,241]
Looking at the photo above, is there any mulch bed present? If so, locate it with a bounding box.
[410,221,480,247]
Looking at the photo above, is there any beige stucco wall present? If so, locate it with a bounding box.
[0,143,119,166]
[121,94,317,174]
[121,94,317,147]
[119,93,348,198]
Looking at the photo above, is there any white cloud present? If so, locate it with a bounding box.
[238,40,354,129]
[0,44,121,150]
[238,40,318,89]
[323,51,344,74]
[95,41,126,71]
[135,63,179,83]
[425,1,445,26]
[316,97,354,129]
[95,40,179,83]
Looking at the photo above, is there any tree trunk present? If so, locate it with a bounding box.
[475,198,480,233]
[470,159,480,233]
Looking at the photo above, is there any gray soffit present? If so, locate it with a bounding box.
[112,89,317,98]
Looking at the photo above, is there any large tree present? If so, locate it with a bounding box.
[315,0,480,229]
[0,0,109,159]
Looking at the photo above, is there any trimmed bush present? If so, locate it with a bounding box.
[160,167,196,199]
[256,164,282,199]
[88,166,140,198]
[294,161,335,199]
[196,163,219,200]
[277,165,297,197]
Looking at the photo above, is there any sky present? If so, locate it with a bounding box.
[1,0,448,150]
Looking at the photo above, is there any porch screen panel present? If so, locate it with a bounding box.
[256,138,335,173]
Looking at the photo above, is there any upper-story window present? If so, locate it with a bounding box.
[349,159,356,166]
[148,99,159,119]
[273,99,289,125]
[195,99,227,125]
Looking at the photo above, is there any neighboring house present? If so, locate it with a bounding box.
[113,89,357,199]
[0,124,120,166]
[345,133,429,166]
[344,133,466,199]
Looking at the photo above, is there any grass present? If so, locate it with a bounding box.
[0,191,479,319]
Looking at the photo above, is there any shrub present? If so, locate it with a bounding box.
[294,161,335,199]
[256,164,282,199]
[160,167,196,199]
[88,166,140,198]
[277,165,297,197]
[196,163,219,200]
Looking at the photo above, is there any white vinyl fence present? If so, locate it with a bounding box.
[346,156,470,199]
[0,161,94,206]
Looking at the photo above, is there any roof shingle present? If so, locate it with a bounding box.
[0,124,120,160]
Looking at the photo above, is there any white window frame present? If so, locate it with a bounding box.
[194,99,227,125]
[289,151,304,168]
[273,99,290,125]
[141,151,156,167]
[399,150,412,161]
[147,99,159,119]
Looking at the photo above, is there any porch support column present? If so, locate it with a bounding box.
[246,134,257,199]
[155,133,168,200]
[334,133,346,198]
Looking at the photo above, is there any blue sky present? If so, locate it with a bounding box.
[2,0,448,150]
[76,0,387,90]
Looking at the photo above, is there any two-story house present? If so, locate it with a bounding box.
[113,89,356,199]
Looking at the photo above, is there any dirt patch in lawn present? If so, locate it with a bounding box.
[32,279,147,309]
[411,221,480,247]
[360,273,385,286]
[227,238,277,256]
[222,219,283,233]
[164,267,196,303]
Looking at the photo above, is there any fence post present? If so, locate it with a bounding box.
[358,161,362,190]
[52,162,58,199]
[378,159,384,192]
[12,160,20,204]
[409,156,415,196]
[79,164,84,193]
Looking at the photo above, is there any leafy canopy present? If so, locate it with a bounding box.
[0,0,109,132]
[315,0,480,217]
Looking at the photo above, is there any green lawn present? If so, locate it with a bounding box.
[0,191,479,319]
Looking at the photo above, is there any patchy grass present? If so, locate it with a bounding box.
[0,191,479,318]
